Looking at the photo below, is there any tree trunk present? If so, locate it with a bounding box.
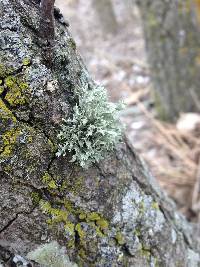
[137,0,200,121]
[0,0,200,266]
[92,0,118,35]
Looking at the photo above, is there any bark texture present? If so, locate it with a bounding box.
[0,0,200,266]
[137,0,200,121]
[40,0,55,41]
[92,0,118,35]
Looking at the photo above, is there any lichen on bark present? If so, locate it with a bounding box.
[0,0,200,266]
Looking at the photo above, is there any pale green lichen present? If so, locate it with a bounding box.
[56,83,123,168]
[27,241,78,267]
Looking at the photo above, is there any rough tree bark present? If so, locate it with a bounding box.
[0,0,200,266]
[137,0,200,121]
[92,0,118,35]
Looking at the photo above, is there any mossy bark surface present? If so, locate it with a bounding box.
[137,0,200,121]
[0,0,200,266]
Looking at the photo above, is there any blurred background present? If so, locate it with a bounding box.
[55,0,200,223]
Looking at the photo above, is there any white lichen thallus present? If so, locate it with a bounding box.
[56,83,124,168]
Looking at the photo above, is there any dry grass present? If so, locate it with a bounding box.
[140,102,200,221]
[125,90,200,222]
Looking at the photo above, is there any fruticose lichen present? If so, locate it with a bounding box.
[56,83,123,168]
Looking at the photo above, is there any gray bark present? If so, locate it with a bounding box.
[92,0,118,35]
[137,0,200,121]
[0,0,200,266]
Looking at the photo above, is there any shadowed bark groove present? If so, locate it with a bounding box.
[0,0,200,266]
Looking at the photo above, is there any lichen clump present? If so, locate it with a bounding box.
[57,84,123,168]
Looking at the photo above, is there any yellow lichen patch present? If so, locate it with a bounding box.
[47,139,57,153]
[0,64,13,78]
[0,127,21,158]
[78,248,86,259]
[75,223,85,239]
[151,202,159,210]
[40,200,68,223]
[140,248,151,259]
[61,176,84,195]
[31,192,41,205]
[48,180,57,189]
[3,164,12,172]
[42,172,52,183]
[51,209,68,224]
[91,223,105,238]
[39,197,110,249]
[138,201,145,214]
[79,213,86,220]
[5,76,28,106]
[0,86,4,94]
[39,199,76,248]
[22,58,31,66]
[64,222,75,235]
[115,232,125,245]
[78,211,109,232]
[0,98,16,123]
[28,136,33,143]
[42,172,58,190]
[65,222,76,249]
[86,212,101,221]
[40,200,52,212]
[133,228,141,237]
[96,219,109,230]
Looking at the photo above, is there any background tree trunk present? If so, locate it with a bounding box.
[0,0,200,266]
[92,0,118,35]
[137,0,200,121]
